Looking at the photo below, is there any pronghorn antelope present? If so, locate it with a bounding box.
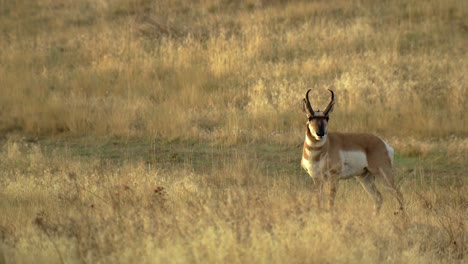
[301,89,404,214]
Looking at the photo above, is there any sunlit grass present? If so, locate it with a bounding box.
[0,139,466,263]
[0,0,467,263]
[0,0,466,141]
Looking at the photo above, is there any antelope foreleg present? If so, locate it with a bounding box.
[327,179,339,212]
[311,179,324,209]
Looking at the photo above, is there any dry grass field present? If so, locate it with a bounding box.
[0,0,467,263]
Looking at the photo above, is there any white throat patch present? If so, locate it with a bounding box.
[306,133,327,147]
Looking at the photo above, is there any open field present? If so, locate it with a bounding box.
[0,0,467,263]
[0,137,466,263]
[1,0,467,141]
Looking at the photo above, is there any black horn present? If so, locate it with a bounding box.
[303,89,314,117]
[323,89,335,116]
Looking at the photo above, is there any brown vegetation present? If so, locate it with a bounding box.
[0,0,466,263]
[1,0,466,142]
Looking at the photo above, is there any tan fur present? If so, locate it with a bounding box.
[302,129,403,214]
[301,90,403,215]
[325,132,393,173]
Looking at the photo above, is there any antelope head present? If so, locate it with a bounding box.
[302,89,335,141]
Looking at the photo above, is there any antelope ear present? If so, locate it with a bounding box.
[302,99,307,113]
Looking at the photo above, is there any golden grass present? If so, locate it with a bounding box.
[0,0,466,142]
[0,139,466,263]
[0,0,467,263]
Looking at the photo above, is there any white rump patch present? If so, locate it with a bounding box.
[379,137,394,165]
[340,151,368,177]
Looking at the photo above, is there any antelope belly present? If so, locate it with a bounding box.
[340,151,368,177]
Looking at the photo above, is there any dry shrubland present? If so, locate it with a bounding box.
[0,0,467,263]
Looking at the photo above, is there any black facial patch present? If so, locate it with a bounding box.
[308,116,329,122]
[317,120,326,136]
[308,116,329,137]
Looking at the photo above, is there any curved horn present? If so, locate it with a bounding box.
[323,89,335,116]
[303,89,314,117]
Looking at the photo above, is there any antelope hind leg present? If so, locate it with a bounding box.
[356,173,383,215]
[378,167,404,213]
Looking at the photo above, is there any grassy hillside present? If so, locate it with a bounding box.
[1,0,466,142]
[0,0,467,263]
